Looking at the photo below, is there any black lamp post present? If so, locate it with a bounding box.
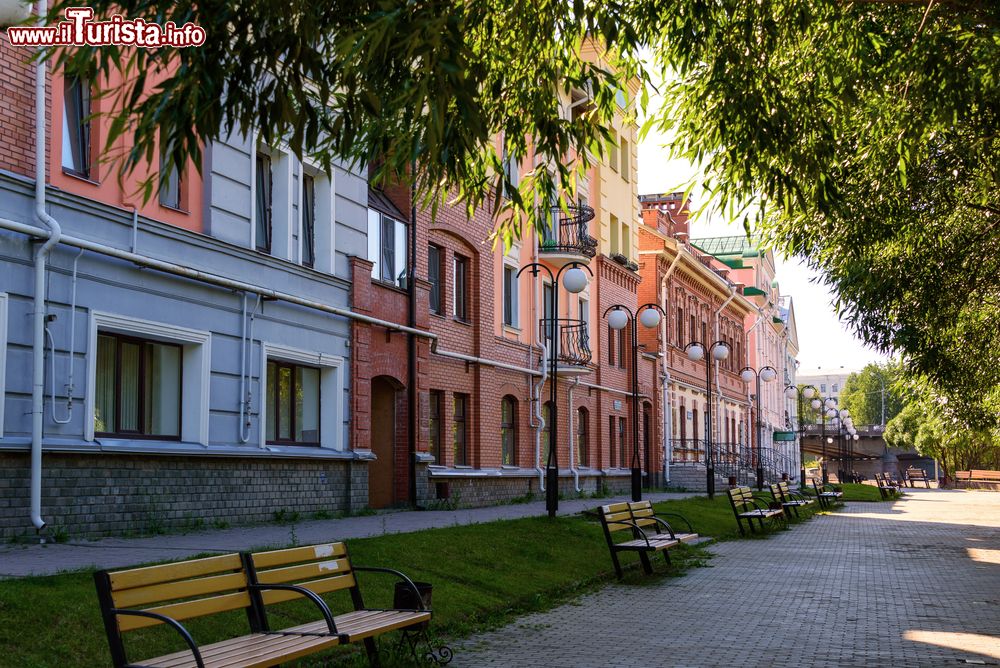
[815,396,844,484]
[685,339,731,499]
[740,365,778,490]
[517,260,593,518]
[784,384,817,487]
[604,303,667,502]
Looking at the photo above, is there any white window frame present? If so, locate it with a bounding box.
[85,311,212,444]
[0,293,7,438]
[250,137,294,260]
[299,157,336,273]
[259,342,345,452]
[502,261,519,329]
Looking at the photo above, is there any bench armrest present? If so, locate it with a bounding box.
[607,519,654,548]
[353,566,430,612]
[645,516,677,539]
[249,583,339,635]
[654,512,694,534]
[110,609,205,668]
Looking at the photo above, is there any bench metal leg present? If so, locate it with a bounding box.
[638,550,654,575]
[609,549,624,579]
[364,637,381,668]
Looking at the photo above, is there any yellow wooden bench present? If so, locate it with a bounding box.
[727,486,785,536]
[769,481,814,518]
[244,542,433,665]
[95,543,435,668]
[598,500,698,577]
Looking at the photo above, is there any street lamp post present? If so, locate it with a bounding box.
[685,339,731,499]
[819,397,837,484]
[517,261,592,518]
[605,303,667,502]
[740,365,778,490]
[784,384,817,487]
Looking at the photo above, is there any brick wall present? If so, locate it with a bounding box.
[0,34,45,178]
[429,472,631,508]
[0,453,363,540]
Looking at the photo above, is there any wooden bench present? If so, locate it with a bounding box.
[769,481,814,518]
[809,478,844,509]
[727,486,785,536]
[904,467,931,488]
[875,472,902,500]
[95,544,433,668]
[967,470,1000,488]
[598,500,699,577]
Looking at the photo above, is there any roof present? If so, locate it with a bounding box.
[368,188,407,221]
[690,235,759,257]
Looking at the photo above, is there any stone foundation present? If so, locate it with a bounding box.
[0,452,366,540]
[426,472,633,508]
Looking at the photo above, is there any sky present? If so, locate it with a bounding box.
[636,129,890,373]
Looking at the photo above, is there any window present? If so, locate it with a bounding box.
[576,407,589,466]
[301,174,316,267]
[608,415,616,467]
[621,222,630,259]
[265,360,320,445]
[159,149,182,210]
[428,390,442,463]
[821,383,827,393]
[607,324,616,366]
[502,147,519,199]
[609,132,619,172]
[832,383,839,393]
[620,137,629,181]
[610,214,620,255]
[428,245,443,314]
[618,416,627,467]
[0,294,6,439]
[94,333,182,438]
[578,297,589,339]
[692,408,700,443]
[453,393,468,465]
[453,255,469,321]
[62,75,92,178]
[618,321,627,369]
[679,403,687,442]
[677,307,684,346]
[368,209,408,288]
[690,314,696,345]
[542,401,553,464]
[503,265,519,327]
[501,396,517,465]
[255,153,273,253]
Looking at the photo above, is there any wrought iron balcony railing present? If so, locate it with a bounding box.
[539,204,598,258]
[538,318,592,367]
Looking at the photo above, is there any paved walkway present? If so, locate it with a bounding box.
[456,489,1000,667]
[0,491,695,578]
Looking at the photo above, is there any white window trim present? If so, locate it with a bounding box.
[300,157,336,273]
[249,136,294,260]
[259,342,345,452]
[0,293,7,438]
[85,311,212,444]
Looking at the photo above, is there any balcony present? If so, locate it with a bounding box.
[539,318,592,376]
[538,204,598,267]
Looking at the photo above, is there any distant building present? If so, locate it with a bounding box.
[797,368,857,405]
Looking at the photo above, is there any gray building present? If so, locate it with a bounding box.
[0,96,379,539]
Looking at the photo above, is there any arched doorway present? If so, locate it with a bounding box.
[369,376,403,508]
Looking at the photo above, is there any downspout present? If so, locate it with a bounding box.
[713,285,737,452]
[530,231,546,490]
[31,0,60,531]
[745,308,765,463]
[568,376,581,492]
[659,250,682,484]
[407,177,417,506]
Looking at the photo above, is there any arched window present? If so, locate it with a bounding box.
[576,407,589,466]
[542,401,553,464]
[501,396,517,466]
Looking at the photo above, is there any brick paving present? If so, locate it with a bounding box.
[0,491,694,578]
[455,489,1000,667]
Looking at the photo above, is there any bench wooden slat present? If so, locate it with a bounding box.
[109,554,244,591]
[113,571,249,609]
[118,591,253,631]
[249,543,349,569]
[144,631,340,668]
[258,573,357,605]
[254,558,352,585]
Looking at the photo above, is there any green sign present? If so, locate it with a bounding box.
[773,431,796,442]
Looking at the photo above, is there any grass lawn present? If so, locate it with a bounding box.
[0,492,817,667]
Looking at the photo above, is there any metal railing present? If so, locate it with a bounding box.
[671,439,797,488]
[539,205,598,258]
[539,318,592,367]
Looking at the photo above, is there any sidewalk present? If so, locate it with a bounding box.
[0,491,696,578]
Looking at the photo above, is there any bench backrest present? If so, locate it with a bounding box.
[970,470,1000,479]
[246,542,358,611]
[770,481,791,500]
[598,500,662,535]
[728,486,755,510]
[907,468,927,478]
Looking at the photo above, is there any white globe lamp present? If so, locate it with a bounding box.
[712,343,730,361]
[638,308,661,329]
[741,369,755,383]
[607,309,629,331]
[687,344,705,362]
[562,267,588,294]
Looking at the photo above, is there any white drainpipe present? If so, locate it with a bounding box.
[30,0,60,531]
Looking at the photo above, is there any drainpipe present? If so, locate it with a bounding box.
[658,250,682,484]
[30,0,60,531]
[529,228,546,490]
[713,285,737,450]
[568,376,581,492]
